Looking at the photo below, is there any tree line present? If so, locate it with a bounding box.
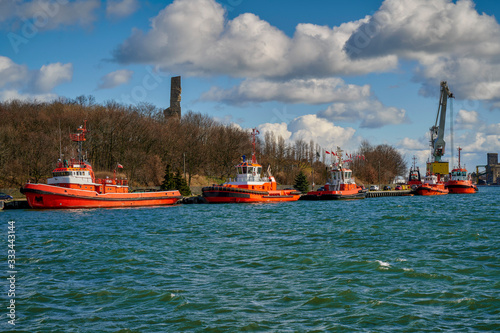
[0,98,407,189]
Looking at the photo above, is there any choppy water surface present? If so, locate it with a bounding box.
[1,187,499,332]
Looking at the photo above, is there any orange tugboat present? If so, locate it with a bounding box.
[301,146,367,200]
[414,173,448,196]
[21,121,182,209]
[445,147,478,194]
[202,129,301,203]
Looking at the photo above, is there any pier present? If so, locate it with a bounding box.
[366,190,412,198]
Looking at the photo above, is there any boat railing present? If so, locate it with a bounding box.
[97,178,128,186]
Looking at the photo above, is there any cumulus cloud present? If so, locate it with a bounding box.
[456,109,480,129]
[318,99,410,128]
[258,115,357,151]
[0,56,28,89]
[33,63,73,93]
[201,78,371,105]
[0,56,72,101]
[346,0,500,104]
[0,89,57,102]
[106,0,139,19]
[1,0,100,30]
[113,0,397,78]
[257,122,291,142]
[97,69,133,89]
[398,137,428,150]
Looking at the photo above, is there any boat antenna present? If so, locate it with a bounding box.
[251,128,259,164]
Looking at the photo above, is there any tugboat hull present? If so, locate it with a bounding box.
[21,184,182,209]
[300,189,367,200]
[414,185,448,196]
[202,186,301,203]
[445,182,478,194]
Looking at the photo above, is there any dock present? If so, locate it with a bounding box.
[0,200,30,210]
[366,190,412,198]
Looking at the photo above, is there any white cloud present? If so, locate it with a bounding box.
[0,56,72,101]
[288,114,357,149]
[202,78,371,105]
[33,63,73,93]
[398,137,427,150]
[456,109,480,129]
[257,122,291,141]
[460,131,500,153]
[98,69,133,89]
[106,0,139,19]
[113,0,397,78]
[2,0,100,30]
[0,56,28,89]
[0,89,57,102]
[346,0,500,104]
[318,99,409,128]
[258,115,357,151]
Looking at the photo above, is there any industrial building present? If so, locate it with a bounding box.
[486,153,500,184]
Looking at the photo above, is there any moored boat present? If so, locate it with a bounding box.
[20,121,182,209]
[201,129,301,203]
[445,147,478,194]
[414,173,448,196]
[407,156,422,191]
[301,146,367,200]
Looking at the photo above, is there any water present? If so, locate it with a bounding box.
[1,187,499,332]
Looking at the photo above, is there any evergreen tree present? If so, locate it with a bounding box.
[173,168,192,196]
[294,170,309,193]
[160,164,175,190]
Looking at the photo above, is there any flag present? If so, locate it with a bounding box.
[117,163,123,168]
[325,151,330,154]
[316,151,320,158]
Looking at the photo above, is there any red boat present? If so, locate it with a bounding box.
[414,173,448,196]
[202,129,301,203]
[301,146,367,200]
[21,121,182,209]
[445,147,478,194]
[407,156,422,191]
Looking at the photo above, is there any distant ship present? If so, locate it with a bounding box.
[201,129,301,203]
[445,147,478,194]
[301,146,367,200]
[21,121,182,209]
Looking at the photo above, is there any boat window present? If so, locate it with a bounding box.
[257,167,261,175]
[242,166,247,174]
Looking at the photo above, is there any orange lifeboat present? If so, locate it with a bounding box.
[202,129,301,203]
[445,147,478,194]
[20,121,182,209]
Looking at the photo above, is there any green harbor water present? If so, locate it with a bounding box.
[1,187,499,332]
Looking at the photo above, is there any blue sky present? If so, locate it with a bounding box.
[1,0,500,172]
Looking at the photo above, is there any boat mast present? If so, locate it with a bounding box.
[457,146,462,168]
[251,128,259,164]
[70,120,88,163]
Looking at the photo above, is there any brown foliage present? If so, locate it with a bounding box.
[0,99,406,188]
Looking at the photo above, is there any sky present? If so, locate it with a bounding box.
[1,0,500,173]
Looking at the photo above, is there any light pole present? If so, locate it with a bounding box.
[378,161,380,189]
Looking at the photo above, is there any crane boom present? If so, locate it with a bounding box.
[430,81,454,162]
